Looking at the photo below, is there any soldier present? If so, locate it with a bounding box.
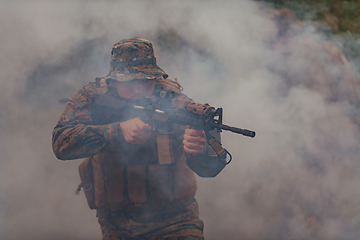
[52,37,226,240]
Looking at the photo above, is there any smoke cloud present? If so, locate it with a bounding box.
[1,1,360,239]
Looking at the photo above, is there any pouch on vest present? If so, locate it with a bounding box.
[127,165,147,205]
[103,158,125,206]
[148,164,174,201]
[75,157,96,209]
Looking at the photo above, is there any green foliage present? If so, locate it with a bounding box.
[257,0,360,78]
[334,32,360,77]
[257,0,360,34]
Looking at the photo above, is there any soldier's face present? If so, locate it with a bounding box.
[109,79,156,99]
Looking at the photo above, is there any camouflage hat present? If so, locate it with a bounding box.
[105,37,168,82]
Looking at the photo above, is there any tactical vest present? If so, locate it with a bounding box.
[75,80,197,210]
[75,78,225,210]
[77,145,197,210]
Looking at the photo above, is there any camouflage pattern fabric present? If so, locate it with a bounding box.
[97,198,204,240]
[106,37,168,82]
[52,37,226,240]
[52,82,124,160]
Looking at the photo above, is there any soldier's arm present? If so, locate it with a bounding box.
[171,93,226,177]
[52,84,123,160]
[184,129,226,178]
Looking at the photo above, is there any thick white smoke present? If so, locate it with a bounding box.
[1,1,360,240]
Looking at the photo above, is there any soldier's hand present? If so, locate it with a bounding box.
[119,118,152,144]
[183,129,205,156]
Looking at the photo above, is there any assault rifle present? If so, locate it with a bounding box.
[92,92,255,137]
[92,92,255,164]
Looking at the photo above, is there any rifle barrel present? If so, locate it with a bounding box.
[218,123,256,138]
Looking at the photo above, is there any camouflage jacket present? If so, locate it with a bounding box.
[52,80,224,210]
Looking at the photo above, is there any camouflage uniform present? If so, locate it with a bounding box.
[97,198,204,240]
[52,37,224,240]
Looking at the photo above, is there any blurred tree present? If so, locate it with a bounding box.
[257,0,360,79]
[257,0,360,34]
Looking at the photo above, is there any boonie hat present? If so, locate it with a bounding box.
[105,37,168,82]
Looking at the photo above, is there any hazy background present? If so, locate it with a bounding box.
[1,1,360,239]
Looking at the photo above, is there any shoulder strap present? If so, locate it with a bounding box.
[156,77,183,94]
